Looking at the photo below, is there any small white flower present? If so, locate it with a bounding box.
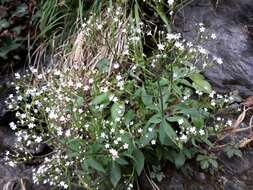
[137,129,143,133]
[211,33,217,39]
[15,73,21,79]
[83,85,90,91]
[157,43,165,51]
[37,74,43,79]
[35,136,43,143]
[167,0,174,6]
[226,120,233,127]
[180,134,188,142]
[178,119,184,125]
[199,129,205,136]
[9,122,17,130]
[123,143,129,149]
[113,63,120,69]
[216,58,223,64]
[65,129,71,137]
[151,140,156,145]
[28,123,35,129]
[189,127,196,134]
[109,148,119,160]
[199,26,205,32]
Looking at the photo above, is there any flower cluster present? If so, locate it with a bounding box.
[4,2,237,189]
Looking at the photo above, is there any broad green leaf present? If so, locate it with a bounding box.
[115,157,128,166]
[148,113,162,124]
[124,110,134,126]
[142,87,153,106]
[174,152,186,168]
[190,73,212,93]
[192,116,204,129]
[133,148,145,175]
[86,158,105,173]
[92,93,109,105]
[161,119,177,142]
[110,162,121,187]
[111,102,125,122]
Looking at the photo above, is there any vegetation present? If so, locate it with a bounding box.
[3,0,242,189]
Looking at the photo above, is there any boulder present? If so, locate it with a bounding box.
[174,0,253,97]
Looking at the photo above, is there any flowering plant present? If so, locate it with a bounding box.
[5,1,235,189]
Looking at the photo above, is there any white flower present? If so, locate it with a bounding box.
[175,41,184,50]
[57,128,63,136]
[28,123,35,129]
[167,0,174,6]
[84,85,90,91]
[116,75,122,81]
[157,43,165,51]
[35,136,43,143]
[9,122,17,130]
[15,73,21,79]
[137,129,143,133]
[76,82,82,88]
[151,140,156,145]
[8,161,16,167]
[226,120,233,127]
[65,129,71,137]
[189,127,196,134]
[37,74,43,79]
[49,111,57,119]
[216,58,223,64]
[109,148,119,160]
[178,119,184,125]
[199,26,205,32]
[123,143,129,149]
[211,33,217,39]
[97,24,103,30]
[113,63,120,69]
[199,129,205,136]
[180,134,188,142]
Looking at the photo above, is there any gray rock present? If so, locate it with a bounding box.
[174,0,253,97]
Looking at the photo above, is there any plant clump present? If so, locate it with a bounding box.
[4,1,239,189]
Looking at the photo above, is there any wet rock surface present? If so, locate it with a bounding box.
[174,0,253,97]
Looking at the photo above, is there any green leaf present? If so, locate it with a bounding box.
[115,157,128,166]
[200,160,209,170]
[160,119,177,142]
[96,58,110,73]
[0,19,10,31]
[124,110,134,126]
[148,113,162,124]
[142,87,153,107]
[192,116,204,129]
[76,96,84,107]
[174,152,186,168]
[92,93,109,105]
[110,162,121,187]
[86,158,106,173]
[133,148,145,175]
[111,102,125,122]
[190,73,212,93]
[209,158,218,169]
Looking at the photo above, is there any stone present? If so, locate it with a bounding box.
[174,0,253,97]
